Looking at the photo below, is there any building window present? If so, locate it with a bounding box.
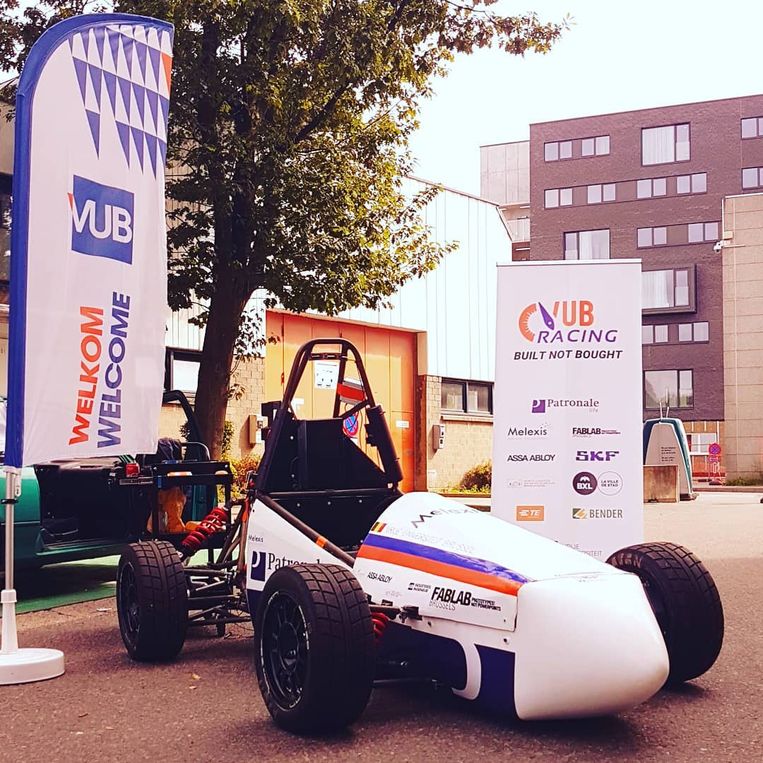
[581,135,610,156]
[688,433,718,455]
[676,173,707,194]
[545,140,572,162]
[165,349,202,394]
[544,187,573,208]
[644,369,693,409]
[642,267,694,312]
[742,167,763,190]
[587,183,616,204]
[741,117,763,139]
[642,123,690,165]
[441,379,493,415]
[637,226,667,248]
[636,177,667,199]
[564,229,610,260]
[642,324,669,344]
[678,321,709,342]
[687,221,719,243]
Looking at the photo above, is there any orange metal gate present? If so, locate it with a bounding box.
[265,312,417,492]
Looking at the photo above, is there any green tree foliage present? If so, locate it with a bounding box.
[0,1,565,455]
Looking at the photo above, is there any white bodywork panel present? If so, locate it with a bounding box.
[245,491,669,719]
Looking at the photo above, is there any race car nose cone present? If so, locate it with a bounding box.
[512,571,669,720]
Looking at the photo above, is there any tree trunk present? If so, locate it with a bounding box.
[193,270,249,459]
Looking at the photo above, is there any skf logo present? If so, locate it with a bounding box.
[69,175,134,264]
[572,508,587,520]
[576,450,619,462]
[516,505,544,521]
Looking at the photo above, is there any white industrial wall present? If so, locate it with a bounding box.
[339,178,511,381]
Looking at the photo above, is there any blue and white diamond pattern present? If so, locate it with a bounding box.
[69,23,173,176]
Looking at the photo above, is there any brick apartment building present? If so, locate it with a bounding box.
[481,94,763,474]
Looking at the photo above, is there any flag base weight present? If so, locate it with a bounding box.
[0,589,65,685]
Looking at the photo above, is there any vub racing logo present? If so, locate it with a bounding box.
[518,300,618,345]
[69,175,134,264]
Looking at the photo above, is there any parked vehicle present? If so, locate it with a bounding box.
[114,339,724,733]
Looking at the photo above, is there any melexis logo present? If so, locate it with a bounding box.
[69,175,134,264]
[518,300,618,345]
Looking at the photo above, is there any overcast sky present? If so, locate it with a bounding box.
[409,0,763,196]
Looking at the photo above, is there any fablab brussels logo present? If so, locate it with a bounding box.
[518,300,618,345]
[69,175,134,264]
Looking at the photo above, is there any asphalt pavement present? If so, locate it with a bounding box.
[2,492,761,763]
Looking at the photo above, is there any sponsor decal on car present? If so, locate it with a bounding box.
[516,505,545,521]
[410,506,474,528]
[367,571,392,583]
[250,550,321,581]
[370,521,387,533]
[428,586,502,613]
[408,581,431,593]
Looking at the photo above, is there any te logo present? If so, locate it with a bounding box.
[576,450,619,462]
[69,175,134,264]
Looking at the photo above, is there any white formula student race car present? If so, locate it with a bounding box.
[115,339,723,735]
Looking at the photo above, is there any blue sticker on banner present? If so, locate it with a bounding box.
[69,175,134,264]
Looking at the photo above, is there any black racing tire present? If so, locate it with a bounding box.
[116,540,188,662]
[607,542,723,685]
[254,563,375,734]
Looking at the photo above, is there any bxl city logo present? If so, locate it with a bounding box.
[69,175,134,264]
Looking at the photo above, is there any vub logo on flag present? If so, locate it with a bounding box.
[69,175,134,264]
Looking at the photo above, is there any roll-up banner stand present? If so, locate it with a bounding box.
[1,14,174,684]
[491,260,643,561]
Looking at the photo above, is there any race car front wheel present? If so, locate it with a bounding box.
[607,542,723,685]
[117,540,188,662]
[254,563,375,734]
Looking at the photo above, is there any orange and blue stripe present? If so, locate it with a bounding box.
[357,534,531,596]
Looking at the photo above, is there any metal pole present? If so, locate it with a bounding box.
[1,468,20,654]
[3,470,17,591]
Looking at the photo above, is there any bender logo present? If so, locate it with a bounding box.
[69,175,134,264]
[518,300,618,345]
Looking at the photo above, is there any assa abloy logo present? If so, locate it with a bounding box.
[69,175,134,264]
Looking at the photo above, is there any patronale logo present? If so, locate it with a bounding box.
[517,300,618,345]
[572,471,597,496]
[507,424,548,438]
[506,453,555,462]
[572,427,621,437]
[573,507,624,520]
[532,398,599,413]
[250,550,320,582]
[516,505,544,521]
[69,175,134,264]
[576,450,619,462]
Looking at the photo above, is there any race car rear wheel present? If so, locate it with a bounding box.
[254,563,375,734]
[607,542,723,685]
[117,540,188,662]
